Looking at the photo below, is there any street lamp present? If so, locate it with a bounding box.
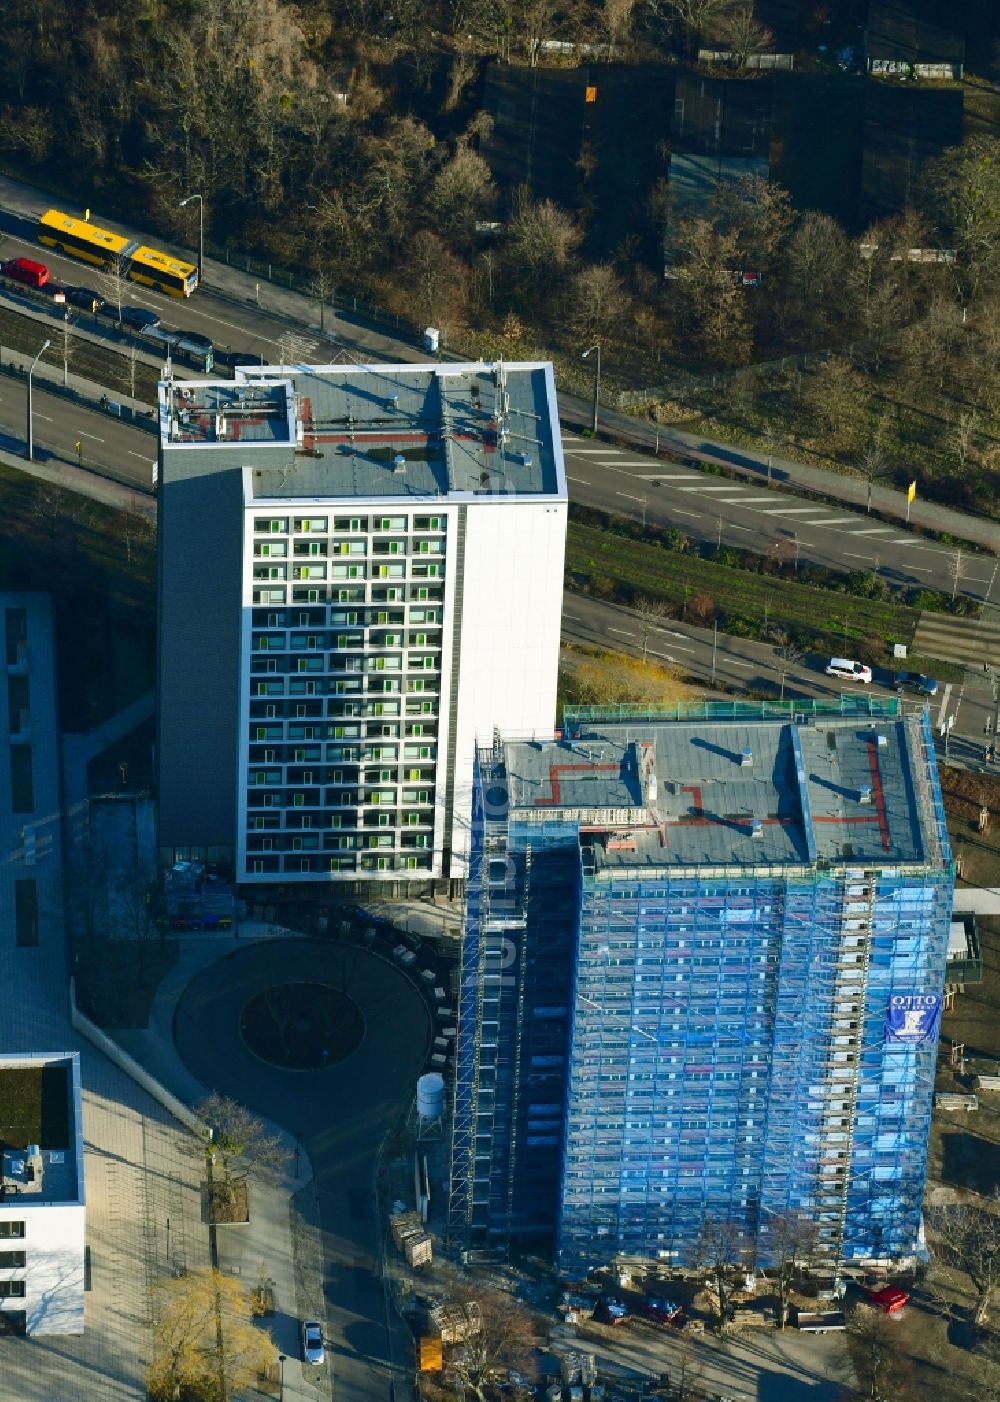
[178,192,204,289]
[26,338,51,462]
[582,343,601,433]
[278,1352,286,1401]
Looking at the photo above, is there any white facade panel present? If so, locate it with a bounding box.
[0,1201,86,1334]
[449,498,567,876]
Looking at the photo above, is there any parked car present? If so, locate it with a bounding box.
[592,1297,630,1326]
[826,657,873,684]
[175,328,213,351]
[1,256,49,288]
[895,671,938,696]
[301,1320,325,1365]
[63,285,104,313]
[867,1285,909,1315]
[119,305,160,331]
[634,1295,686,1328]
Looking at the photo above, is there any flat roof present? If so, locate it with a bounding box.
[500,713,945,872]
[0,1054,82,1206]
[160,362,565,501]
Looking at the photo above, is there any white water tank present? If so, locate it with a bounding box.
[417,1072,445,1121]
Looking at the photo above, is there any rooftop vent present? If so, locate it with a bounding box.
[387,392,399,410]
[393,454,407,474]
[751,818,763,838]
[859,785,873,805]
[876,734,888,748]
[741,746,753,768]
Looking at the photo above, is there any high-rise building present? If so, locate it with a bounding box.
[156,361,566,888]
[449,700,953,1275]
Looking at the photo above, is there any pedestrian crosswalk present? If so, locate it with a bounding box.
[912,610,1000,667]
[560,434,905,537]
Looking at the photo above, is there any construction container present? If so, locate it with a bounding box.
[391,1211,422,1248]
[417,1335,444,1371]
[429,1302,481,1344]
[404,1231,433,1267]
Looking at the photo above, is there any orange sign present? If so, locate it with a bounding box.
[585,86,597,103]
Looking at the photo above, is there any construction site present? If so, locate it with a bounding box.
[447,699,954,1278]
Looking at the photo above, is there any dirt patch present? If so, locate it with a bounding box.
[942,767,1000,889]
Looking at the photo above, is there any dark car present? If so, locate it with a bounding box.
[634,1295,685,1328]
[63,285,103,313]
[592,1297,630,1326]
[215,348,263,369]
[119,306,161,331]
[175,329,213,351]
[895,671,938,697]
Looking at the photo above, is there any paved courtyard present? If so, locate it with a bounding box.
[0,595,208,1397]
[173,938,431,1402]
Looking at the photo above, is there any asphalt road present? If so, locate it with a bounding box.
[560,428,999,606]
[0,371,157,487]
[0,194,995,604]
[174,940,431,1402]
[563,590,1000,764]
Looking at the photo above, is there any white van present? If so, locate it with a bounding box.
[826,658,873,683]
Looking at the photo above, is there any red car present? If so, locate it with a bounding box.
[635,1295,686,1328]
[867,1286,909,1314]
[2,256,50,289]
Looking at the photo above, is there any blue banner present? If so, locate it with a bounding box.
[885,992,942,1043]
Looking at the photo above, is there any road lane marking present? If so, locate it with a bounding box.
[847,526,895,535]
[564,447,617,454]
[727,660,753,668]
[563,614,580,620]
[567,475,588,484]
[648,650,676,663]
[673,510,702,518]
[843,552,873,560]
[615,491,644,502]
[677,484,738,492]
[937,684,952,729]
[755,506,821,515]
[714,496,758,503]
[608,627,634,636]
[729,525,752,531]
[733,496,780,503]
[799,517,850,525]
[77,431,105,442]
[33,412,53,422]
[640,473,696,481]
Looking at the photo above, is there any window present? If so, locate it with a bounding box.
[0,1251,25,1268]
[0,1222,24,1239]
[0,1281,26,1297]
[15,879,38,948]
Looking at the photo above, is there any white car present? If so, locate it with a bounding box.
[301,1320,325,1365]
[826,657,872,684]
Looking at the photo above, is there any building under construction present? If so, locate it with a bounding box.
[448,699,953,1276]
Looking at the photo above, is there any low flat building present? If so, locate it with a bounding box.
[0,1052,86,1335]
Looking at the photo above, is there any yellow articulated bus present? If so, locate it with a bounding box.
[37,209,198,297]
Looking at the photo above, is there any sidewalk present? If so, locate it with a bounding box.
[113,928,325,1402]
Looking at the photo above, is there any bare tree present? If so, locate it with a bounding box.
[846,1303,919,1400]
[306,265,336,334]
[951,407,980,473]
[706,1,773,65]
[634,595,669,661]
[448,1289,539,1398]
[697,1215,748,1326]
[759,1210,817,1326]
[567,264,629,343]
[197,1093,290,1206]
[404,229,470,341]
[97,249,131,321]
[928,1189,1000,1325]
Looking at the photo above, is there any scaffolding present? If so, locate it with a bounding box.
[452,712,954,1274]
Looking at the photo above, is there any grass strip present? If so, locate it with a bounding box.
[566,519,920,650]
